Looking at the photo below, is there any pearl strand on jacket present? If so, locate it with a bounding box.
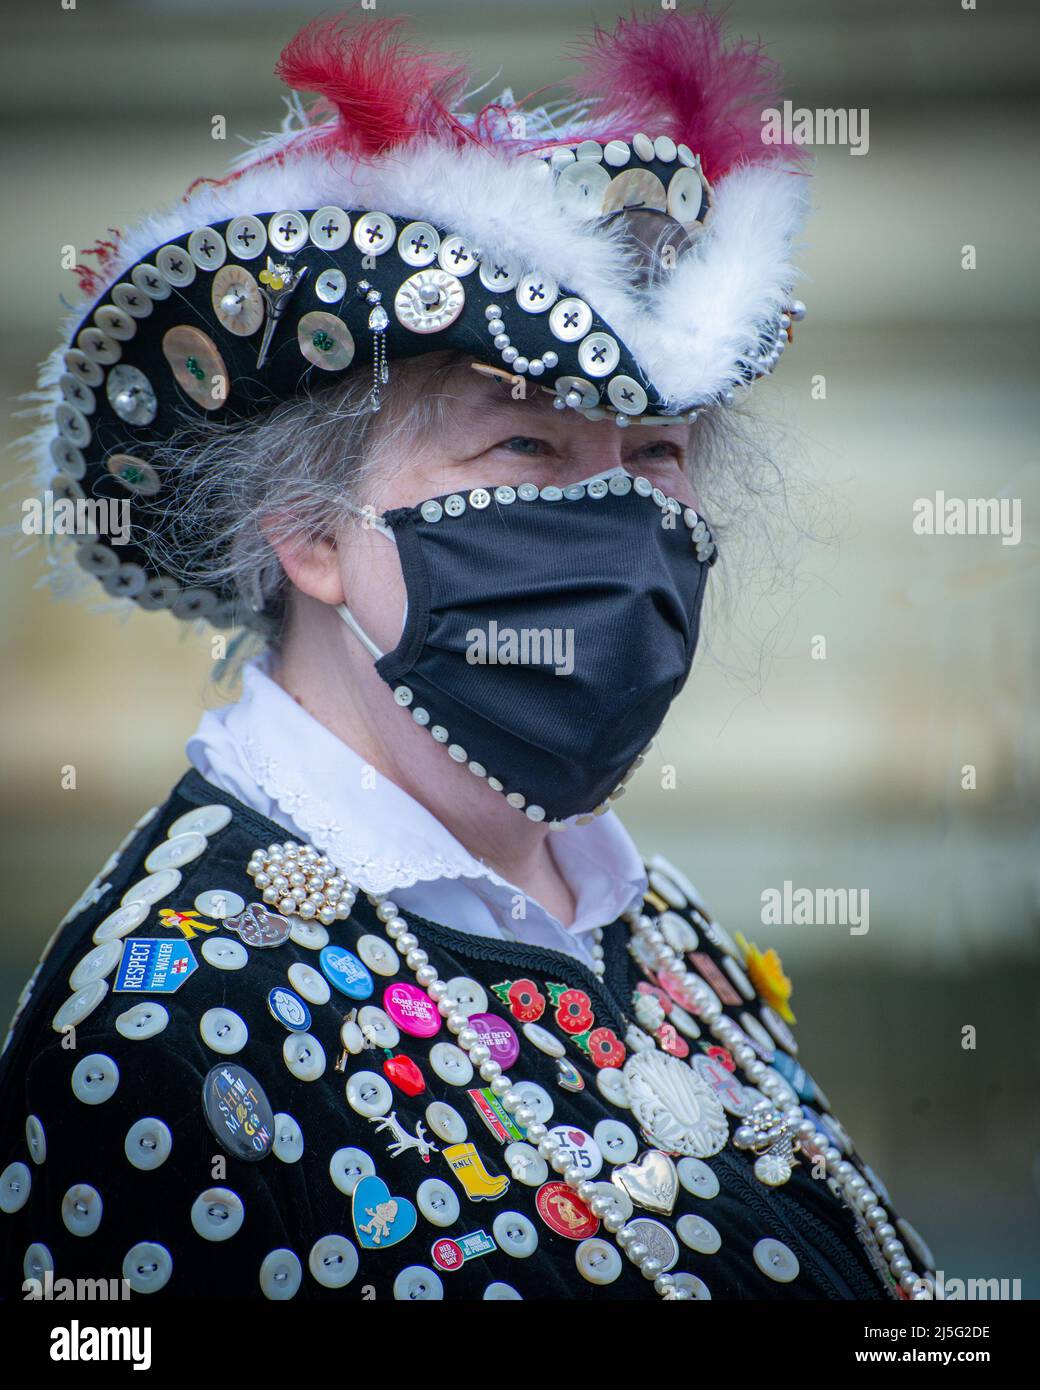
[622,907,934,1300]
[370,893,693,1300]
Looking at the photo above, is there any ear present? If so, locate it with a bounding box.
[262,521,345,606]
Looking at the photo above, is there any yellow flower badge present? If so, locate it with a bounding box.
[735,933,795,1023]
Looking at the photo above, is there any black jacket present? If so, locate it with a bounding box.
[0,769,919,1300]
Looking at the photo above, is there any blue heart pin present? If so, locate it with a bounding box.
[352,1174,417,1250]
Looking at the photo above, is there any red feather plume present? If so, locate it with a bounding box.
[566,8,799,179]
[275,12,478,156]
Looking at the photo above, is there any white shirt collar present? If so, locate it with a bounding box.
[186,657,648,963]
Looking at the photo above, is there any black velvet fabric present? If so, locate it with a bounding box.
[0,771,905,1301]
[375,486,711,821]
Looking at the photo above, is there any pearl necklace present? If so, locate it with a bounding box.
[248,841,929,1299]
[369,892,693,1299]
[622,906,933,1300]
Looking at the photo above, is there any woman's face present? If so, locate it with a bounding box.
[338,365,701,657]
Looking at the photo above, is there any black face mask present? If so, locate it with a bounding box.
[338,470,715,825]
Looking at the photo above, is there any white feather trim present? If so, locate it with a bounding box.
[55,139,808,415]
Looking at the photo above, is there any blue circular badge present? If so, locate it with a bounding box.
[319,945,374,1000]
[267,986,312,1032]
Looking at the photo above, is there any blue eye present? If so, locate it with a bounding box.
[499,437,545,455]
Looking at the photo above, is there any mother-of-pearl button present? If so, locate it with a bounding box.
[593,1118,638,1165]
[492,1210,538,1258]
[674,1272,711,1299]
[69,940,122,991]
[283,1032,325,1081]
[0,1162,31,1213]
[191,1187,244,1241]
[93,900,148,943]
[425,1101,467,1144]
[71,1052,120,1105]
[62,1182,102,1236]
[522,1022,565,1058]
[329,1146,375,1195]
[201,936,248,971]
[194,888,245,920]
[121,867,181,907]
[24,1242,54,1281]
[309,1234,359,1288]
[596,1067,629,1107]
[288,961,330,1005]
[52,980,108,1033]
[677,1213,722,1254]
[393,1265,443,1301]
[356,933,400,976]
[576,1237,622,1285]
[503,1141,548,1186]
[483,1281,522,1299]
[677,1156,720,1199]
[289,919,329,951]
[513,1081,552,1124]
[259,1248,302,1300]
[659,910,698,953]
[340,1018,365,1053]
[722,956,756,1000]
[199,1007,248,1055]
[753,1236,800,1283]
[25,1115,46,1165]
[358,1005,399,1049]
[169,803,232,837]
[417,1176,460,1227]
[273,1113,304,1163]
[123,1241,173,1294]
[345,1070,391,1117]
[446,976,488,1016]
[116,1000,169,1040]
[429,1041,473,1085]
[144,831,207,873]
[125,1117,172,1170]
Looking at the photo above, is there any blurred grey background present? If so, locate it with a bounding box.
[2,0,1038,1293]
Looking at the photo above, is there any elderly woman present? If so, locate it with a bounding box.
[0,12,935,1301]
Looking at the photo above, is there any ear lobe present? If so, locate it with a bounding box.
[262,521,345,606]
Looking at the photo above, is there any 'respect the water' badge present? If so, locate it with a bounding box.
[114,937,197,993]
[319,945,374,1000]
[468,1013,519,1068]
[383,982,441,1038]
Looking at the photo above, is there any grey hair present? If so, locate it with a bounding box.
[134,350,821,683]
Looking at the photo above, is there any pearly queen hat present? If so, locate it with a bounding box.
[33,9,808,627]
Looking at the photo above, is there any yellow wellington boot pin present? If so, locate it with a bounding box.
[443,1143,510,1200]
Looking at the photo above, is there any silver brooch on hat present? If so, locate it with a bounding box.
[255,257,309,369]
